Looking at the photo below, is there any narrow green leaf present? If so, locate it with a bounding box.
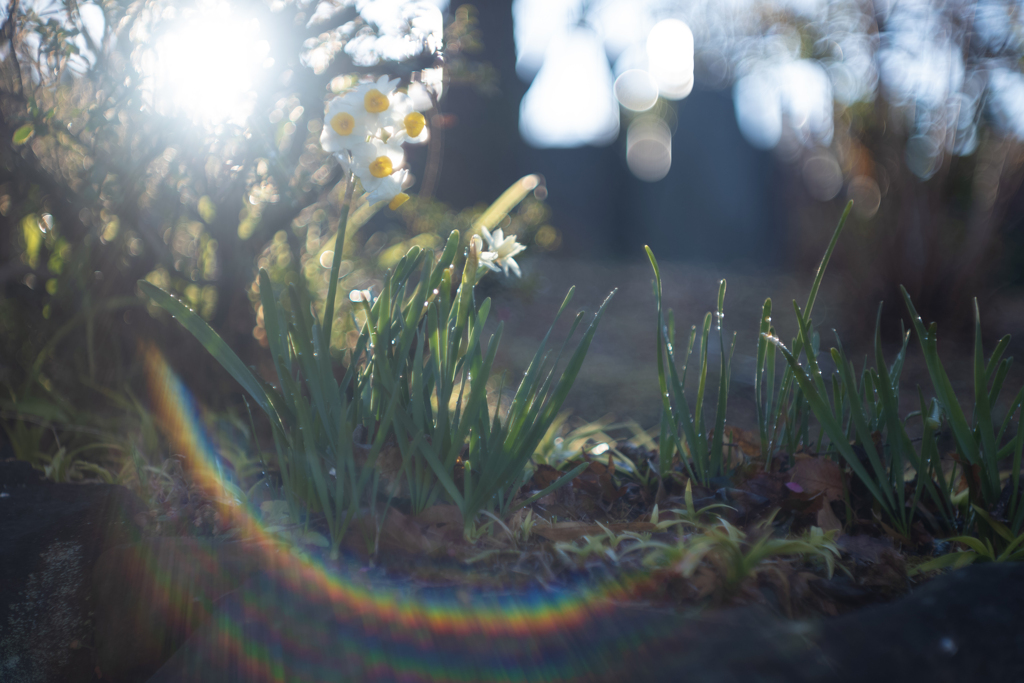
[140,281,280,427]
[901,286,980,470]
[755,298,773,459]
[768,335,897,521]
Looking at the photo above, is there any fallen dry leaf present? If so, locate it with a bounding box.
[789,455,845,503]
[723,425,762,462]
[573,456,626,504]
[344,506,465,559]
[528,464,562,491]
[816,502,843,532]
[414,504,463,528]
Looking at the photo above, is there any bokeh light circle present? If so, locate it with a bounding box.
[627,117,672,182]
[847,176,882,218]
[802,152,843,201]
[614,69,660,111]
[646,19,695,100]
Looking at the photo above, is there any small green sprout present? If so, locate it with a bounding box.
[554,522,647,566]
[912,505,1024,575]
[643,509,842,597]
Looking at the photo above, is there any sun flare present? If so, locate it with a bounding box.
[150,2,270,125]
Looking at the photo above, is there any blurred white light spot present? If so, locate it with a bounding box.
[591,0,651,59]
[150,2,269,125]
[734,60,833,151]
[646,18,694,100]
[520,29,619,148]
[879,18,964,110]
[627,117,672,182]
[989,68,1024,140]
[319,250,335,268]
[343,0,443,66]
[847,176,881,218]
[614,70,659,111]
[802,153,842,201]
[79,3,105,45]
[734,73,782,149]
[512,0,582,81]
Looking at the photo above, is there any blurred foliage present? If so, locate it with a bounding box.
[0,0,556,490]
[0,0,547,405]
[725,0,1024,328]
[570,0,1024,329]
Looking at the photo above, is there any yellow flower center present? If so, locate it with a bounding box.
[388,193,410,210]
[404,112,426,138]
[369,156,393,178]
[330,112,356,136]
[364,89,390,114]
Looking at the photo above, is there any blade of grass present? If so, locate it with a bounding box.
[139,281,281,428]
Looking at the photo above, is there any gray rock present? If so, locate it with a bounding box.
[92,538,265,683]
[146,560,1024,683]
[0,459,142,683]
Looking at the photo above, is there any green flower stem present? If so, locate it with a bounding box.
[322,169,355,350]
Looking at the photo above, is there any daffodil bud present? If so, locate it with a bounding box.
[468,234,483,263]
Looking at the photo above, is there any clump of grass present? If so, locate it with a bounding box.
[645,198,1024,566]
[142,177,613,554]
[648,251,735,486]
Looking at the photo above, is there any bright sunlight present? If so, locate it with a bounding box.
[149,1,270,125]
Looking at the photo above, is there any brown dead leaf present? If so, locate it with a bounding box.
[532,521,655,543]
[414,503,463,528]
[816,502,843,532]
[789,455,845,503]
[573,456,626,504]
[528,464,562,491]
[724,425,762,462]
[344,506,465,559]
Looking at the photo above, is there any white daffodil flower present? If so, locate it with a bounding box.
[351,137,405,171]
[479,226,526,277]
[361,75,400,114]
[364,168,410,209]
[321,97,373,154]
[321,74,425,211]
[387,92,428,144]
[350,138,405,197]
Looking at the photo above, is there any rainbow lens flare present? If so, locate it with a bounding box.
[141,344,678,681]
